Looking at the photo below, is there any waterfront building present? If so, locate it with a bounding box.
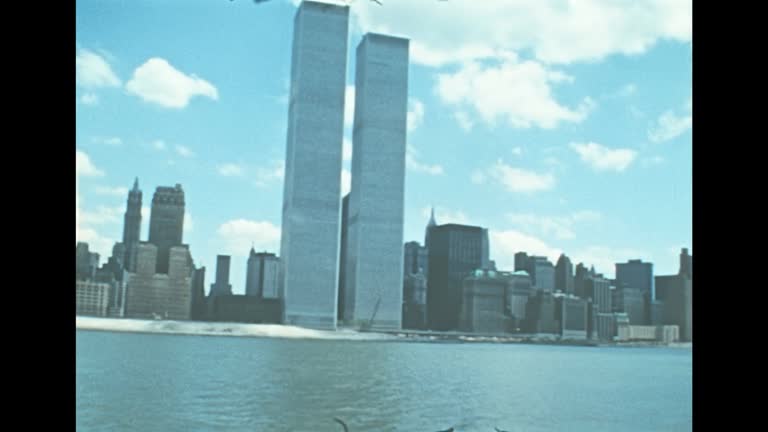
[459,269,510,334]
[616,259,654,300]
[279,1,350,330]
[122,178,142,271]
[555,254,575,294]
[123,243,193,320]
[402,270,427,329]
[210,255,233,297]
[246,249,280,299]
[655,273,692,341]
[76,280,111,317]
[147,184,185,274]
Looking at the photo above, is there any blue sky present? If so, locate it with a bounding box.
[76,0,692,293]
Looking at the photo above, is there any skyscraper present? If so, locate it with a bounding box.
[616,259,654,300]
[427,224,487,331]
[245,250,280,299]
[343,33,409,330]
[555,253,575,294]
[279,1,350,330]
[123,178,142,271]
[403,241,428,276]
[148,184,185,274]
[210,255,232,297]
[679,247,692,279]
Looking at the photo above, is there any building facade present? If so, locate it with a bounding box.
[210,255,233,297]
[147,184,185,274]
[616,259,654,300]
[279,1,350,330]
[343,33,409,331]
[459,269,510,334]
[245,251,280,299]
[556,295,588,340]
[76,280,111,317]
[427,224,488,331]
[402,271,427,329]
[555,254,575,294]
[76,242,100,281]
[123,243,193,320]
[507,270,533,331]
[123,178,142,272]
[655,274,692,341]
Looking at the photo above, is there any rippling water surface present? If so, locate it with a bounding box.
[76,330,692,431]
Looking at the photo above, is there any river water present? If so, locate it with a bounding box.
[76,329,692,431]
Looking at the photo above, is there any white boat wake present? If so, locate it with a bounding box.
[75,316,396,341]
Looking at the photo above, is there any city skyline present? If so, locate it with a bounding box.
[76,0,692,294]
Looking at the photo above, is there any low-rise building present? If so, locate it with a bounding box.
[76,280,111,317]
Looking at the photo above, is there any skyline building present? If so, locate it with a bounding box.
[427,223,488,331]
[279,0,350,330]
[245,250,280,299]
[460,269,510,334]
[555,253,575,294]
[210,255,233,297]
[616,259,655,300]
[148,184,185,275]
[123,242,193,320]
[403,241,429,276]
[343,33,409,330]
[123,178,142,272]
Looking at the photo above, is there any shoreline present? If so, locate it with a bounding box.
[75,316,691,349]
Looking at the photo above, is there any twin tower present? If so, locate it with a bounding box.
[280,1,408,330]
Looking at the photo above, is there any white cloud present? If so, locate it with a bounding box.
[479,159,555,193]
[406,145,444,175]
[344,85,355,128]
[648,98,692,143]
[217,163,245,177]
[505,210,602,240]
[125,58,219,108]
[79,205,123,226]
[341,168,351,196]
[76,150,105,177]
[436,59,595,130]
[76,150,114,260]
[254,160,285,188]
[94,186,129,197]
[81,93,99,105]
[407,98,425,133]
[184,212,194,233]
[152,140,166,151]
[92,136,122,146]
[454,111,474,132]
[569,142,638,172]
[511,147,523,156]
[346,0,691,66]
[175,145,195,158]
[217,219,281,257]
[76,48,121,88]
[342,137,352,162]
[618,83,637,97]
[490,229,562,271]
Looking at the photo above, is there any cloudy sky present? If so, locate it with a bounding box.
[76,0,692,293]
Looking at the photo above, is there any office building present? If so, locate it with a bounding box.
[148,184,185,274]
[245,250,280,299]
[123,243,193,320]
[343,33,409,331]
[210,255,233,297]
[656,273,692,341]
[680,247,692,279]
[403,241,429,277]
[459,269,510,334]
[613,287,648,325]
[75,242,99,281]
[427,224,488,331]
[616,259,654,300]
[279,1,350,330]
[123,178,142,271]
[523,289,559,335]
[402,271,427,329]
[555,294,588,340]
[555,254,575,294]
[207,295,283,324]
[507,270,533,331]
[190,266,207,320]
[76,280,111,317]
